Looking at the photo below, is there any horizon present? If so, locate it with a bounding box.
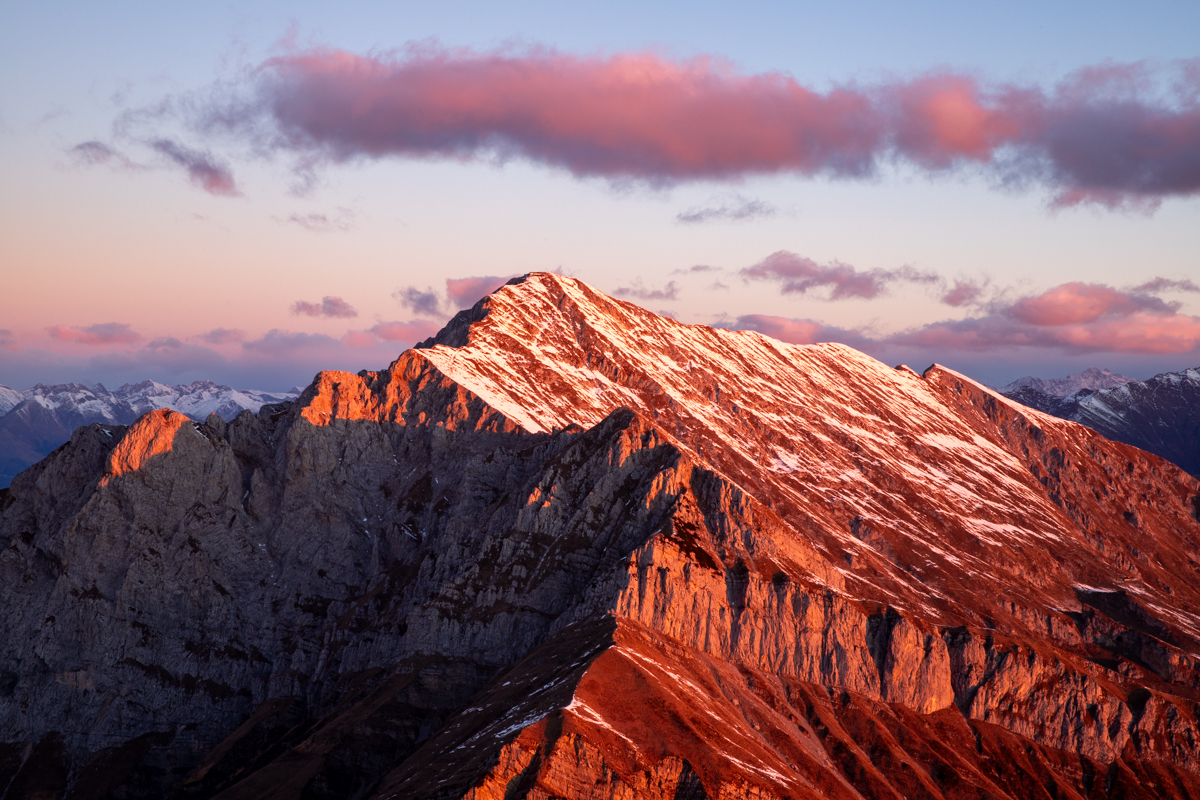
[2,1,1199,391]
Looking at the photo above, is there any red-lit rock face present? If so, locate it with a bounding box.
[1,273,1197,798]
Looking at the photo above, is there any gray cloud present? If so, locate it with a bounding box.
[291,296,358,319]
[676,193,778,224]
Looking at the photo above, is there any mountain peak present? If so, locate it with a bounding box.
[5,274,1200,797]
[998,366,1133,396]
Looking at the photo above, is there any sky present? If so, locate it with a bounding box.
[1,1,1198,392]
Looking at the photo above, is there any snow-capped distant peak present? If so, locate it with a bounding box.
[0,384,22,417]
[998,367,1132,397]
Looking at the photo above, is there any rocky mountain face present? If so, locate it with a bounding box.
[1,273,1199,799]
[1002,368,1200,476]
[0,381,299,488]
[998,367,1133,397]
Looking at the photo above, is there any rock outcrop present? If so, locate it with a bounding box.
[1,273,1198,799]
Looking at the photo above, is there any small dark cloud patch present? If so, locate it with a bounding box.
[149,138,239,197]
[70,140,138,170]
[286,208,356,232]
[941,279,989,308]
[741,251,939,300]
[393,286,444,317]
[197,328,246,345]
[614,280,679,302]
[677,194,777,224]
[291,296,358,318]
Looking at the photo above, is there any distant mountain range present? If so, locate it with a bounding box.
[997,366,1133,396]
[999,367,1200,475]
[0,380,300,487]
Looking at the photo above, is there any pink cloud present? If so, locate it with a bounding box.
[1008,282,1175,325]
[890,75,1022,167]
[179,48,1200,206]
[445,275,520,309]
[729,315,825,344]
[0,329,16,352]
[47,322,141,346]
[941,279,988,307]
[891,312,1200,355]
[368,319,443,343]
[291,296,358,318]
[741,251,938,300]
[341,330,378,348]
[888,278,1200,355]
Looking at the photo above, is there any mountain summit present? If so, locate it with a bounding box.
[1,273,1198,798]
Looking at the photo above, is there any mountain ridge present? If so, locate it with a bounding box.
[997,366,1133,397]
[1,272,1198,799]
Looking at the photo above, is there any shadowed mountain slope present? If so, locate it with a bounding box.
[1002,367,1200,476]
[1,273,1198,799]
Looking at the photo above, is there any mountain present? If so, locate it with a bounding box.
[1002,368,1200,476]
[1,273,1198,799]
[0,385,21,418]
[0,381,299,488]
[997,366,1133,397]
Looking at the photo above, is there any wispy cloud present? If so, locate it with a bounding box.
[1131,277,1200,294]
[70,140,139,171]
[196,327,247,345]
[676,193,777,224]
[291,296,358,318]
[241,329,341,355]
[47,322,141,346]
[614,280,679,302]
[741,251,939,300]
[0,329,16,352]
[285,207,356,232]
[149,138,239,196]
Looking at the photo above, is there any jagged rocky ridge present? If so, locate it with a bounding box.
[0,381,299,488]
[1,273,1198,799]
[1002,368,1200,476]
[998,368,1133,398]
